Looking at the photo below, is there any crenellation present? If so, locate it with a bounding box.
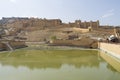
[74,20,99,29]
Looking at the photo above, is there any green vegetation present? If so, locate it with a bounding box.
[51,36,57,40]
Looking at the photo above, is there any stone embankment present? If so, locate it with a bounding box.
[49,36,98,49]
[99,42,120,59]
[25,41,98,50]
[0,41,27,51]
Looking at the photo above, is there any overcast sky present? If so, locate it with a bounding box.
[0,0,120,25]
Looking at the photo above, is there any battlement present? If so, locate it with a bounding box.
[75,20,99,28]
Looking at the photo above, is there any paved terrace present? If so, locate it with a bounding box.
[99,42,120,60]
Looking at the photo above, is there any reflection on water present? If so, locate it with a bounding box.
[0,49,120,80]
[0,50,100,69]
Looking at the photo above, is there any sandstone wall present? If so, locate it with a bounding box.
[9,41,27,49]
[0,41,27,51]
[75,20,99,28]
[4,18,99,32]
[51,39,98,48]
[73,28,89,33]
[99,42,120,59]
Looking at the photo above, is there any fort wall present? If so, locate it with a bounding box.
[2,17,100,32]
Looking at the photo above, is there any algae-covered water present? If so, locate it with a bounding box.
[0,49,120,80]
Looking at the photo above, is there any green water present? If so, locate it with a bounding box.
[0,49,120,80]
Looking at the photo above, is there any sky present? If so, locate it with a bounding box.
[0,0,120,26]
